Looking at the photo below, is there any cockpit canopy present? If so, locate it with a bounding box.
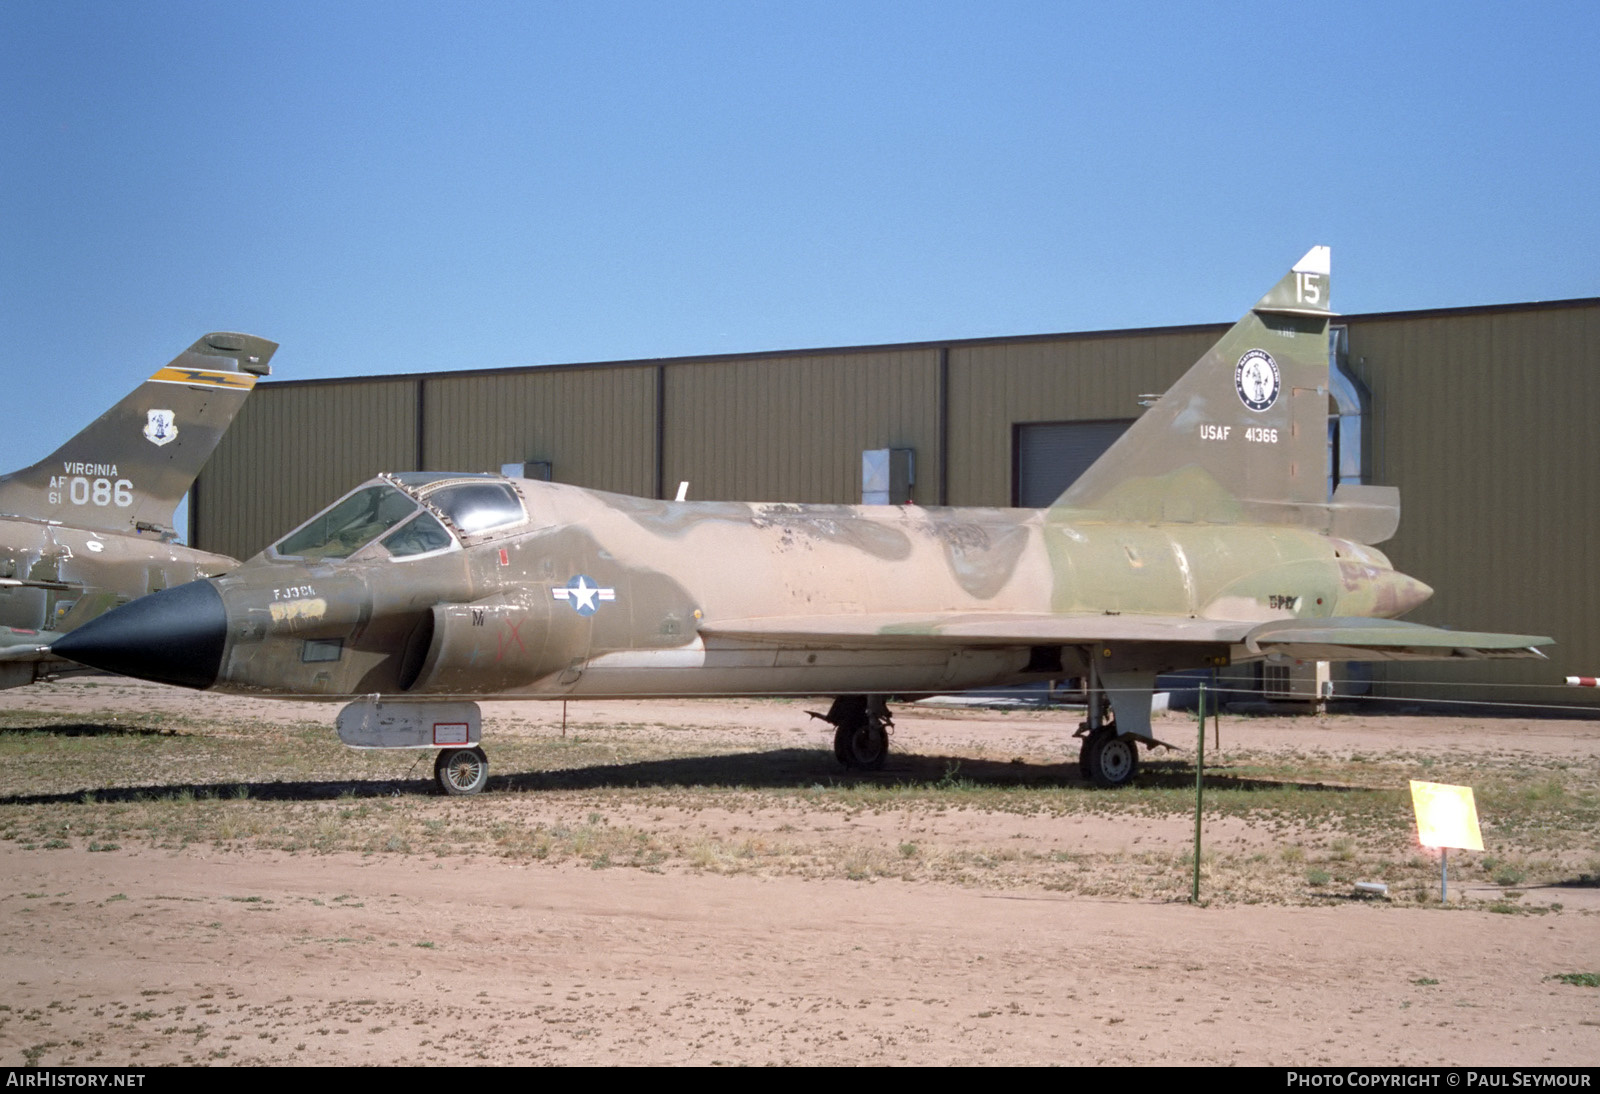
[271,473,526,561]
[393,473,526,535]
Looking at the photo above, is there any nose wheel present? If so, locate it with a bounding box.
[435,746,489,795]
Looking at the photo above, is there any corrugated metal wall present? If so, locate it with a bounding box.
[662,349,939,503]
[422,365,657,495]
[193,299,1600,708]
[1350,302,1600,705]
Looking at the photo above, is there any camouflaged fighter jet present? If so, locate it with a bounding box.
[53,250,1550,793]
[0,333,276,689]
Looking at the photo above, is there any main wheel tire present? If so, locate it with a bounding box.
[833,724,852,765]
[1083,731,1139,788]
[836,717,889,771]
[435,746,489,795]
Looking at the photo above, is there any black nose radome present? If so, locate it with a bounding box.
[53,580,227,690]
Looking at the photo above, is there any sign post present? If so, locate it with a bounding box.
[1409,780,1484,903]
[1192,684,1206,903]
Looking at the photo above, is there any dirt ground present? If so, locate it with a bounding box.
[1,681,1597,1066]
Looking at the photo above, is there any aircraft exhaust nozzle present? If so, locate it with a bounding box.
[52,580,227,690]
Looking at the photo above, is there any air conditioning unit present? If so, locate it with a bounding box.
[1262,659,1333,706]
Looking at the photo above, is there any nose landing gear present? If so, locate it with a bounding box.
[434,746,489,795]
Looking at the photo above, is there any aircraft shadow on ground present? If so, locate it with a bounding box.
[0,733,1377,805]
[0,721,186,739]
[496,749,1370,796]
[1550,874,1600,889]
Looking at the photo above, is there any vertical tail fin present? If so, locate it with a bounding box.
[0,333,276,538]
[1056,247,1337,525]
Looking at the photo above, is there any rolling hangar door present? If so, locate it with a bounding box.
[1011,419,1133,508]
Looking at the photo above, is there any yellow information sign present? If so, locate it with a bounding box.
[1409,780,1484,851]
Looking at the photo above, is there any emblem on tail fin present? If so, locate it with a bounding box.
[143,409,178,447]
[1234,350,1280,412]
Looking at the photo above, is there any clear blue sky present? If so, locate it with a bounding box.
[3,1,1596,480]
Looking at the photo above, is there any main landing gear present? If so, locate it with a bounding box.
[1077,719,1141,788]
[1072,666,1148,788]
[813,695,893,770]
[435,746,489,795]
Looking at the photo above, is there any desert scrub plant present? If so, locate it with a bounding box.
[1493,863,1527,887]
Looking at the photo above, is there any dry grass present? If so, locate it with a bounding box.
[1,696,1596,908]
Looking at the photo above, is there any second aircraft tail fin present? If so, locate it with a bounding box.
[0,332,276,538]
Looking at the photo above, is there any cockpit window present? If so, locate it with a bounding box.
[427,482,525,535]
[382,511,455,558]
[274,485,420,560]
